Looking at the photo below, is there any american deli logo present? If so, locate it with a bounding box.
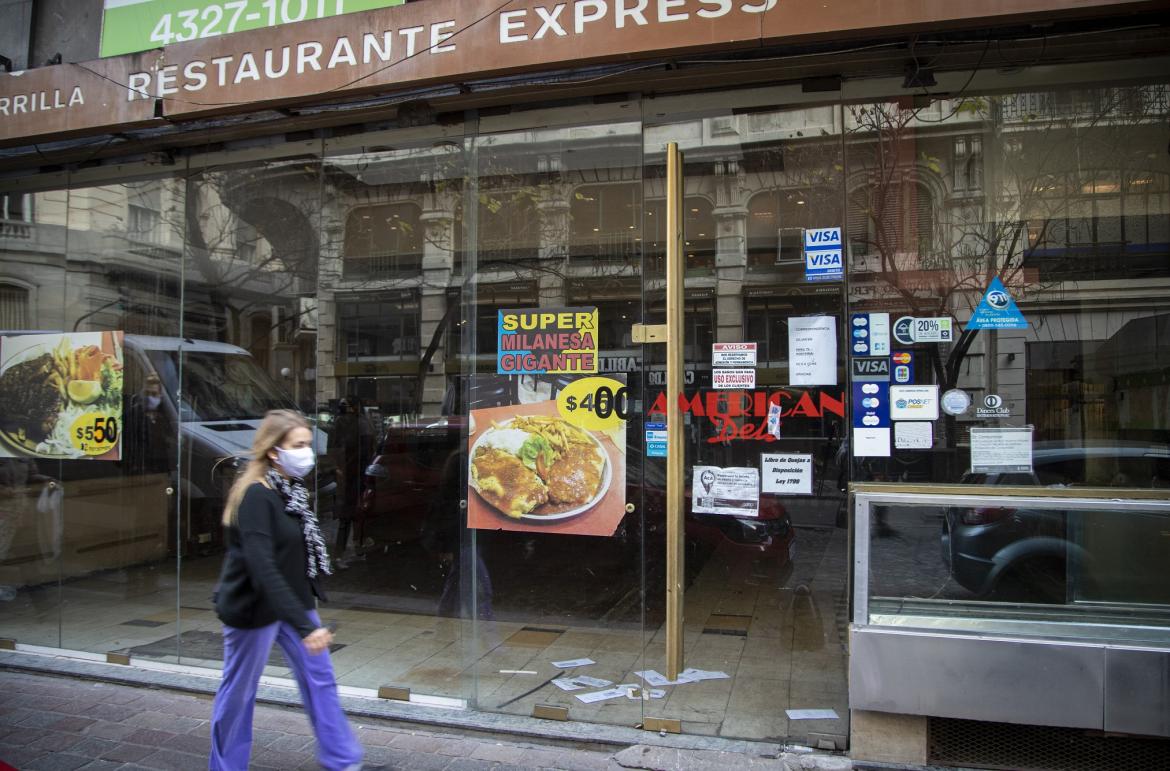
[649,389,845,443]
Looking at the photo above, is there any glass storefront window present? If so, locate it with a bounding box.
[845,82,1170,485]
[2,66,1167,747]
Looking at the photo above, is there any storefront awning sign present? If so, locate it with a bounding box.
[2,0,1155,146]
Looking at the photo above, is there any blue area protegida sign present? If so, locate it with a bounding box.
[968,277,1028,330]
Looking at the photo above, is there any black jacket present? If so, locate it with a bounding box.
[214,483,319,637]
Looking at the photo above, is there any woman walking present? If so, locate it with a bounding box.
[209,409,364,771]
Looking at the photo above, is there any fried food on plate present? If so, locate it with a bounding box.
[510,415,592,454]
[546,444,605,505]
[0,354,65,443]
[471,446,548,518]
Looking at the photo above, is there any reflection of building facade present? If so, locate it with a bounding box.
[1,1,1168,767]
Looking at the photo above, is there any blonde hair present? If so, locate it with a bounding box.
[222,409,310,526]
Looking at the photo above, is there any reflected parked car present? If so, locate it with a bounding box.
[941,441,1170,604]
[358,417,463,544]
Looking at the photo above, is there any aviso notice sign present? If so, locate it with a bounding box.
[100,0,406,58]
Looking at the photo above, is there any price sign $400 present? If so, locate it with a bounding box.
[556,377,629,431]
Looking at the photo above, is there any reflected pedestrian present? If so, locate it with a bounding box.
[331,398,373,567]
[126,373,171,473]
[426,449,493,620]
[0,458,50,601]
[209,409,364,771]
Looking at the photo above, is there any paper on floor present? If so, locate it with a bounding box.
[575,684,639,703]
[551,657,595,669]
[552,675,613,692]
[786,709,840,720]
[680,668,730,681]
[573,675,612,687]
[634,670,695,687]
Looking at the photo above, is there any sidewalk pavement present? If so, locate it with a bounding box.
[0,670,860,771]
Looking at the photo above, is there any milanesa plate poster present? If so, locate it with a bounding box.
[0,332,125,460]
[467,374,626,537]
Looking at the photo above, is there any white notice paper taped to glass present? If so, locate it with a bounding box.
[788,316,838,386]
[712,368,756,390]
[894,421,933,449]
[970,427,1033,473]
[853,427,891,457]
[691,467,760,517]
[760,453,813,495]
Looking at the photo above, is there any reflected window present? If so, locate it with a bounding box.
[338,293,421,359]
[953,135,983,194]
[1025,171,1170,279]
[478,191,537,265]
[0,284,29,329]
[589,298,639,349]
[645,196,715,271]
[343,202,423,278]
[846,181,935,260]
[570,183,640,262]
[127,181,162,244]
[747,190,817,267]
[1,192,31,222]
[236,220,259,264]
[744,295,795,363]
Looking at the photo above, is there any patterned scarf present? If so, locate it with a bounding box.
[265,468,332,580]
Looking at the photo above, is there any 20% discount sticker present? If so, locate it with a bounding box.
[555,377,629,431]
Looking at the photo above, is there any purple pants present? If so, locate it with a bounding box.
[209,610,363,771]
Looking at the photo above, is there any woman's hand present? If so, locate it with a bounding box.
[302,627,333,655]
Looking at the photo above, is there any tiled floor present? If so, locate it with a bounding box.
[0,522,851,745]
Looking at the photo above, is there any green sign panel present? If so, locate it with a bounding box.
[100,0,407,58]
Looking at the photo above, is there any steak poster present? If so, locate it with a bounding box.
[467,374,626,537]
[0,332,125,460]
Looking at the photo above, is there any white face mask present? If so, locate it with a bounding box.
[145,395,161,410]
[275,446,316,479]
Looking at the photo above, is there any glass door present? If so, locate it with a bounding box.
[0,182,68,648]
[641,104,851,745]
[464,118,649,728]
